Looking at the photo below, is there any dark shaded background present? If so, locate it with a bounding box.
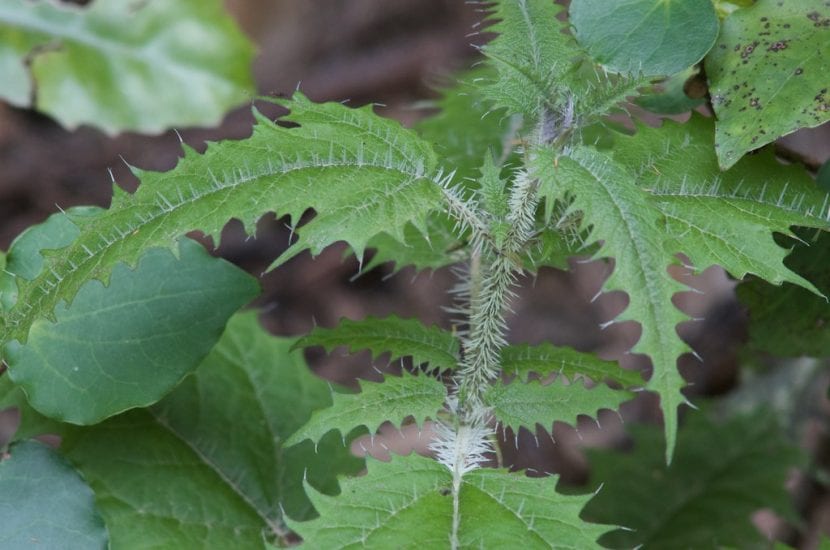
[2,0,830,545]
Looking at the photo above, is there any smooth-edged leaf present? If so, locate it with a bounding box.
[0,0,254,134]
[570,0,719,76]
[151,311,363,523]
[636,67,706,114]
[1,311,363,547]
[500,343,643,387]
[60,410,273,549]
[295,316,459,372]
[738,230,830,357]
[705,0,830,169]
[286,371,447,447]
[289,454,614,548]
[0,440,108,550]
[582,411,803,548]
[4,237,258,424]
[484,378,632,433]
[480,0,582,119]
[0,94,442,352]
[614,115,829,290]
[534,145,689,461]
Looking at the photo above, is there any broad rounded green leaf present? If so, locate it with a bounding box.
[706,0,830,168]
[583,411,803,548]
[295,316,460,372]
[0,440,107,550]
[2,311,363,546]
[289,454,614,548]
[151,311,363,523]
[5,238,258,424]
[485,378,632,433]
[0,0,254,133]
[286,371,447,447]
[570,0,719,75]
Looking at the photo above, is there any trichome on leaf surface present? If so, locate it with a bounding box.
[1,0,830,548]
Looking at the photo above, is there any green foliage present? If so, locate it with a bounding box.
[738,231,830,357]
[706,0,830,168]
[295,316,460,372]
[1,312,362,547]
[484,378,632,434]
[499,343,642,387]
[286,371,447,447]
[5,237,258,424]
[1,0,827,546]
[0,440,108,549]
[583,411,803,548]
[570,0,719,76]
[0,0,254,134]
[289,453,614,548]
[0,94,443,355]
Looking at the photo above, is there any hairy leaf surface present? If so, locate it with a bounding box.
[535,145,689,460]
[500,342,642,387]
[289,454,613,548]
[706,0,830,168]
[480,0,581,118]
[484,378,632,433]
[583,411,803,548]
[570,0,719,76]
[0,0,254,133]
[0,94,442,351]
[0,440,107,550]
[295,316,459,372]
[4,237,257,424]
[286,371,447,447]
[614,115,829,289]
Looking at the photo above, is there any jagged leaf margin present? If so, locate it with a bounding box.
[288,453,614,548]
[1,93,443,350]
[295,316,460,372]
[286,371,447,447]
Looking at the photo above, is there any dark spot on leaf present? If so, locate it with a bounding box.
[795,67,804,75]
[439,488,451,496]
[767,40,789,51]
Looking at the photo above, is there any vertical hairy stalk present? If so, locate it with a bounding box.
[434,168,542,549]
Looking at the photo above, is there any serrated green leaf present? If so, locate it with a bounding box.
[286,371,447,447]
[705,0,830,169]
[570,0,719,76]
[2,311,363,546]
[583,410,803,548]
[614,115,829,289]
[295,316,459,372]
[289,454,613,548]
[0,0,254,134]
[4,237,258,424]
[484,378,632,433]
[500,342,642,388]
[480,0,581,118]
[0,94,442,353]
[0,440,108,550]
[738,230,830,357]
[535,145,689,461]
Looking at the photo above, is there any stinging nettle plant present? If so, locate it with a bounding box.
[1,0,830,547]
